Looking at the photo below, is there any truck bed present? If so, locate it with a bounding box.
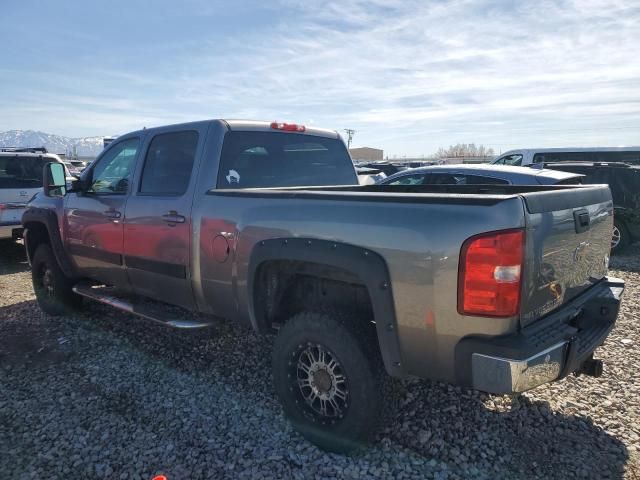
[201,183,613,381]
[208,183,609,206]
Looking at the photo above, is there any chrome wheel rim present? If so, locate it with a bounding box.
[611,226,621,249]
[38,264,55,297]
[295,343,349,421]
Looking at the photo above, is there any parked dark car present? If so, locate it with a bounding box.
[540,162,640,253]
[378,164,584,186]
[355,161,410,176]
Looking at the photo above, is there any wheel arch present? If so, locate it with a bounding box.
[22,207,76,278]
[248,238,405,377]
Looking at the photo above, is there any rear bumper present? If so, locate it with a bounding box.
[0,221,23,240]
[455,277,624,394]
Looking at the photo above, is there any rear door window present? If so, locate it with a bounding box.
[386,174,426,185]
[426,173,466,184]
[592,151,640,163]
[463,174,510,185]
[426,173,510,185]
[0,155,49,189]
[140,131,199,195]
[533,152,592,163]
[494,154,523,166]
[217,131,357,188]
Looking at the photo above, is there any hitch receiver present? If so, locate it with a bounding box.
[576,357,603,378]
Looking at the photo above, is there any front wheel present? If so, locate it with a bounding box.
[272,311,387,453]
[32,244,82,315]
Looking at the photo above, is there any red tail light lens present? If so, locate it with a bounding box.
[270,121,306,132]
[458,229,524,317]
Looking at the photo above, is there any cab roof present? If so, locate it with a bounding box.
[125,119,340,140]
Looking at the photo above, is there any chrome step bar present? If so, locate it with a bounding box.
[72,283,214,329]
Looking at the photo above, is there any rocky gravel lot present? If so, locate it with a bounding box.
[0,240,639,480]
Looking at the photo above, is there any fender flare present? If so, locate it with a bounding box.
[22,207,76,278]
[248,237,405,378]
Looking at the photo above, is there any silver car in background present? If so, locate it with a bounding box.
[378,163,584,186]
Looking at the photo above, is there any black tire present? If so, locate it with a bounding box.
[32,244,82,315]
[272,311,388,453]
[611,219,630,255]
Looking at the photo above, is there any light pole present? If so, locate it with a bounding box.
[344,129,355,148]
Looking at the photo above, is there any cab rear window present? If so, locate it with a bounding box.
[217,132,357,188]
[0,156,49,189]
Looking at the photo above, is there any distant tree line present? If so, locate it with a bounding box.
[435,143,495,158]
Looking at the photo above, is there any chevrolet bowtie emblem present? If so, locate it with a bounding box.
[573,241,590,262]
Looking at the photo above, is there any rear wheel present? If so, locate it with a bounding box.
[32,244,82,315]
[611,220,630,254]
[272,311,388,453]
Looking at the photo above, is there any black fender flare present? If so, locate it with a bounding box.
[248,237,405,378]
[22,207,76,278]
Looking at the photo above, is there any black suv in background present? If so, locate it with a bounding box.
[542,162,640,253]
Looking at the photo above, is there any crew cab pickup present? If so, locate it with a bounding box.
[23,119,624,453]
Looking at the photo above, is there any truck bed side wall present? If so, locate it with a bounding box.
[194,191,526,382]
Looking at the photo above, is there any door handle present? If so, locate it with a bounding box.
[162,211,186,224]
[103,210,122,219]
[573,209,590,233]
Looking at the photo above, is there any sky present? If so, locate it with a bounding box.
[1,0,639,156]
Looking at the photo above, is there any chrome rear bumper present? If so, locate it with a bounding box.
[472,342,566,393]
[457,277,624,394]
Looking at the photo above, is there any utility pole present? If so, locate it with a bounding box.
[344,129,355,149]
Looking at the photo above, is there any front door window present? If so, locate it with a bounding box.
[89,139,139,194]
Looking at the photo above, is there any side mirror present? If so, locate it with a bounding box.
[43,162,67,197]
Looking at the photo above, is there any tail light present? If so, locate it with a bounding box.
[270,121,305,132]
[458,229,524,317]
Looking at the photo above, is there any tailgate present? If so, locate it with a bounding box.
[520,185,613,327]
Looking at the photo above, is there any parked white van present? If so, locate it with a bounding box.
[492,147,640,167]
[0,150,70,240]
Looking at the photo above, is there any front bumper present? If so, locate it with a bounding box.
[455,277,625,394]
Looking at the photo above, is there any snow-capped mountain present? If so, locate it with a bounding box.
[0,130,107,157]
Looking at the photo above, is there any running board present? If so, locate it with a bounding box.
[72,283,214,329]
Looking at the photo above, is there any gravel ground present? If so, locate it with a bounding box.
[0,239,639,479]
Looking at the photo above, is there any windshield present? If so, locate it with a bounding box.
[0,156,49,189]
[217,131,357,188]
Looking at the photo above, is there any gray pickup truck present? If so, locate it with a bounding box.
[23,119,624,452]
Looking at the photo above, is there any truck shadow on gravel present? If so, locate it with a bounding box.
[390,380,630,479]
[1,297,628,480]
[609,244,640,273]
[0,239,29,275]
[0,300,75,368]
